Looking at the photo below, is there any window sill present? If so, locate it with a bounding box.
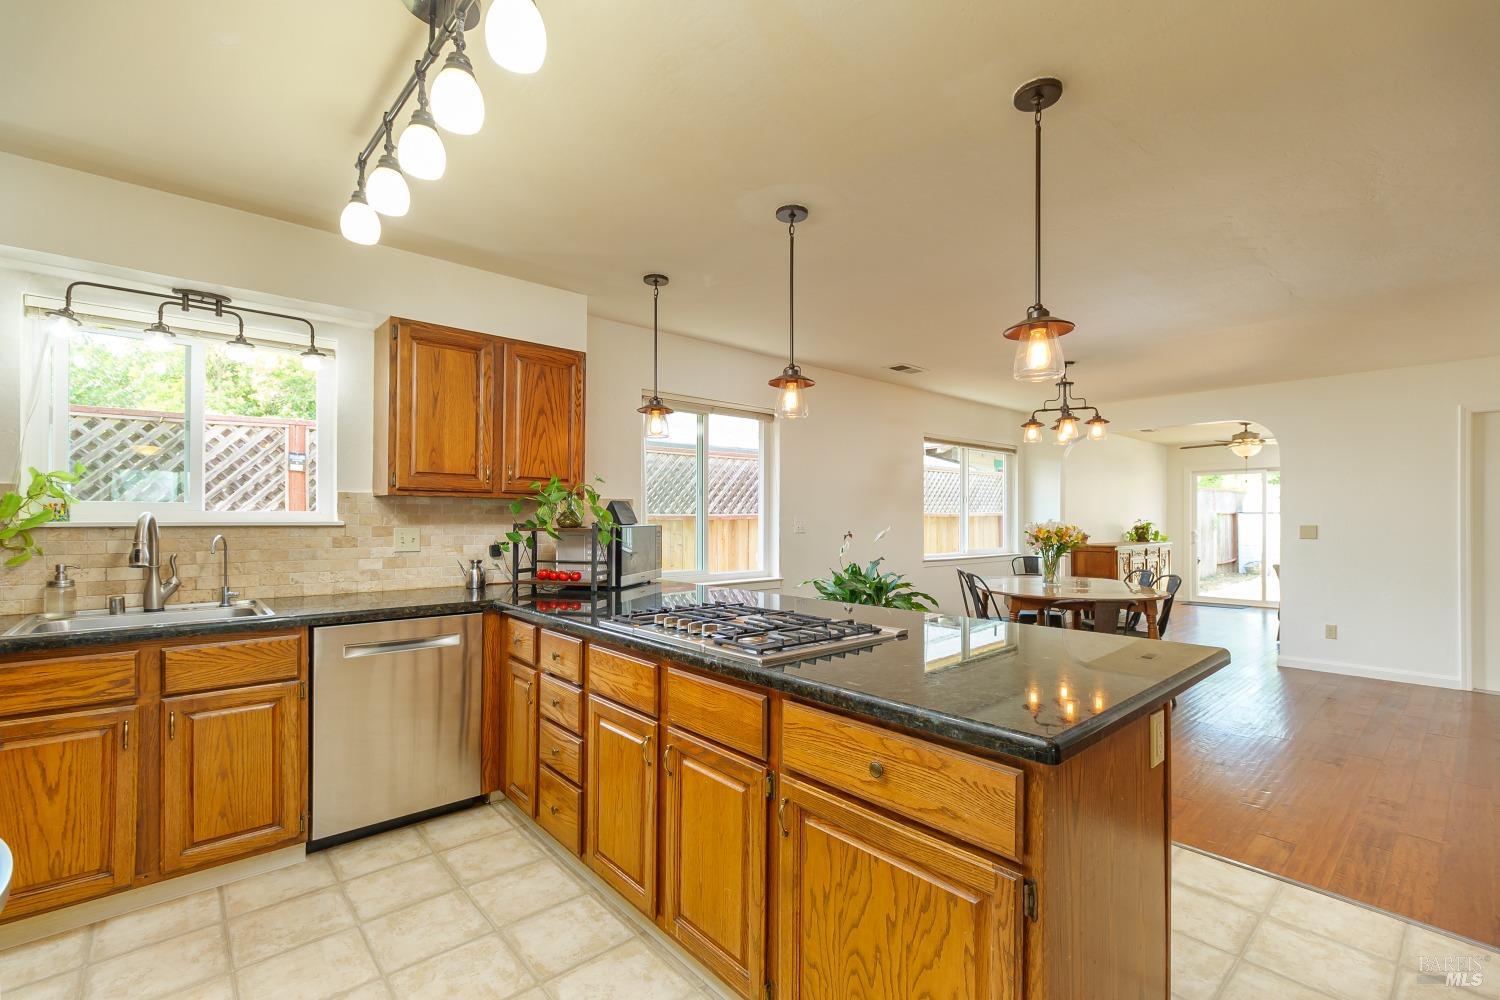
[662,574,784,589]
[40,518,346,529]
[921,552,1021,566]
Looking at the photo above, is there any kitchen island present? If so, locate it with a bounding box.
[0,585,1228,998]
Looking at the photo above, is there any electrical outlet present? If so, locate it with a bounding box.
[1325,624,1338,640]
[395,527,421,552]
[1299,524,1319,540]
[793,519,807,535]
[1149,710,1165,768]
[489,541,505,558]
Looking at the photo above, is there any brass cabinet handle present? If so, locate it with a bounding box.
[642,734,653,766]
[548,804,559,815]
[122,719,130,750]
[868,760,885,779]
[548,745,561,757]
[550,651,561,661]
[168,711,176,740]
[663,744,677,777]
[550,698,561,709]
[777,797,790,838]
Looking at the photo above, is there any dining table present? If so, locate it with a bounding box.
[979,575,1171,639]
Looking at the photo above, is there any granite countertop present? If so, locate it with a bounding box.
[0,584,1229,764]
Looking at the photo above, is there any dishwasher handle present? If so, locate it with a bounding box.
[340,633,463,659]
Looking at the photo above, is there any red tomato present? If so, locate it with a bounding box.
[570,571,582,582]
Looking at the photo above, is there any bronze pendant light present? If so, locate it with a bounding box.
[638,273,673,439]
[769,204,815,419]
[1003,77,1074,382]
[1020,361,1110,445]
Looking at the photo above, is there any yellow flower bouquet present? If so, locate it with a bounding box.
[1024,520,1090,583]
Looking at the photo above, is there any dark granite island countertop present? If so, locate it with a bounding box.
[0,584,1229,764]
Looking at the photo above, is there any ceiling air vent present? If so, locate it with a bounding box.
[887,363,928,375]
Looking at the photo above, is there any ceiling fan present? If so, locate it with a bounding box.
[1178,422,1270,459]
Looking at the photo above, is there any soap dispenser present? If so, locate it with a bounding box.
[43,564,78,619]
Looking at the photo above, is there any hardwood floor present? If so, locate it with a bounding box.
[1169,602,1500,946]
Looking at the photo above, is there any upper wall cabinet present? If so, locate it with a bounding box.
[374,318,585,497]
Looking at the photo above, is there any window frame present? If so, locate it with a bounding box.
[30,310,340,527]
[640,399,775,584]
[921,438,1019,561]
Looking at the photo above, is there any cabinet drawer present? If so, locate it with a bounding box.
[666,667,767,760]
[505,619,537,665]
[0,650,138,717]
[538,629,583,684]
[539,718,583,784]
[780,701,1023,862]
[539,673,583,734]
[587,645,657,716]
[162,633,301,695]
[537,765,582,855]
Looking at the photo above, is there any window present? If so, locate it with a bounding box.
[37,312,337,523]
[643,403,770,580]
[922,441,1015,558]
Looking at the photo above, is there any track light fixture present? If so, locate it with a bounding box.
[43,306,82,339]
[339,0,549,245]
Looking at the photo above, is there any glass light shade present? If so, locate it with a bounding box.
[431,52,484,135]
[45,309,81,339]
[1054,415,1079,444]
[144,323,175,352]
[224,336,254,362]
[1230,438,1264,459]
[1022,419,1043,444]
[1012,325,1066,382]
[644,407,671,439]
[1086,416,1109,441]
[300,346,326,372]
[397,110,446,180]
[340,191,381,245]
[485,0,547,74]
[366,154,410,217]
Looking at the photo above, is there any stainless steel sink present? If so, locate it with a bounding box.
[4,600,276,637]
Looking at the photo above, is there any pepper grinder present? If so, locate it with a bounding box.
[43,564,78,620]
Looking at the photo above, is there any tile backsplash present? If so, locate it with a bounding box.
[0,492,527,617]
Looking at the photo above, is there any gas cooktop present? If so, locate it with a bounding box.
[598,601,907,666]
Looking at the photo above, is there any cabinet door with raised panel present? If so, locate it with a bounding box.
[0,706,138,920]
[776,776,1022,1000]
[505,660,539,816]
[161,681,304,873]
[662,727,767,998]
[391,320,496,493]
[501,341,584,492]
[585,696,657,916]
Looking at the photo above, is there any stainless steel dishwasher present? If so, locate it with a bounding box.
[311,614,482,842]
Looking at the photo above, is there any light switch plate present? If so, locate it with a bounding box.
[395,527,420,552]
[793,519,806,535]
[1149,710,1165,768]
[1325,624,1338,640]
[1299,524,1319,540]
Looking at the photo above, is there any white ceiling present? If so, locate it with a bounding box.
[3,0,1498,410]
[1119,421,1275,448]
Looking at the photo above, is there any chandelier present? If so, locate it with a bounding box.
[1019,362,1110,445]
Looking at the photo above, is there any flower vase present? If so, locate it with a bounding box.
[1041,549,1063,585]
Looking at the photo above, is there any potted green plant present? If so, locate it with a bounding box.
[495,476,616,564]
[1,466,81,567]
[804,529,938,611]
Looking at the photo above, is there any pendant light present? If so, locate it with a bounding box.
[340,170,381,246]
[1020,362,1110,447]
[1003,77,1074,382]
[366,123,411,217]
[431,30,484,135]
[637,273,673,439]
[300,327,328,372]
[144,303,176,352]
[397,70,447,180]
[485,0,548,75]
[769,204,814,420]
[43,306,81,339]
[223,313,254,362]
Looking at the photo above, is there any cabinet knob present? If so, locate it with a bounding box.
[868,761,885,779]
[551,651,561,661]
[548,804,559,815]
[548,746,560,756]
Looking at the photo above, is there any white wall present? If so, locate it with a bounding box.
[1106,357,1500,690]
[1059,435,1168,543]
[586,316,1036,611]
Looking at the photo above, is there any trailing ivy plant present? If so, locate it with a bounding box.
[495,476,617,563]
[804,529,938,612]
[1,465,82,567]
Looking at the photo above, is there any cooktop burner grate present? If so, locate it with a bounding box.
[603,601,904,665]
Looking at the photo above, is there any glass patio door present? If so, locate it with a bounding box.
[1191,470,1281,606]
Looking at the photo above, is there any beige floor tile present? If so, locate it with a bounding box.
[467,857,583,927]
[1173,849,1279,909]
[440,830,545,885]
[1219,962,1340,1000]
[361,890,490,974]
[83,925,229,1000]
[1243,919,1397,1000]
[387,933,534,999]
[328,827,430,881]
[343,855,456,922]
[89,888,222,962]
[506,895,635,978]
[1171,882,1261,954]
[340,981,393,1000]
[7,969,83,1000]
[0,929,90,991]
[234,928,380,1000]
[228,886,355,966]
[418,803,515,851]
[546,938,698,1000]
[1397,925,1500,998]
[1266,882,1406,959]
[161,976,235,1000]
[223,854,337,918]
[1169,931,1237,1000]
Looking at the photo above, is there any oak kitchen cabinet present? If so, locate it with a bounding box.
[0,631,308,924]
[373,317,585,497]
[504,658,539,817]
[584,691,658,916]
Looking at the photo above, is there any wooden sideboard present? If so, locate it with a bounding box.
[1072,542,1172,581]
